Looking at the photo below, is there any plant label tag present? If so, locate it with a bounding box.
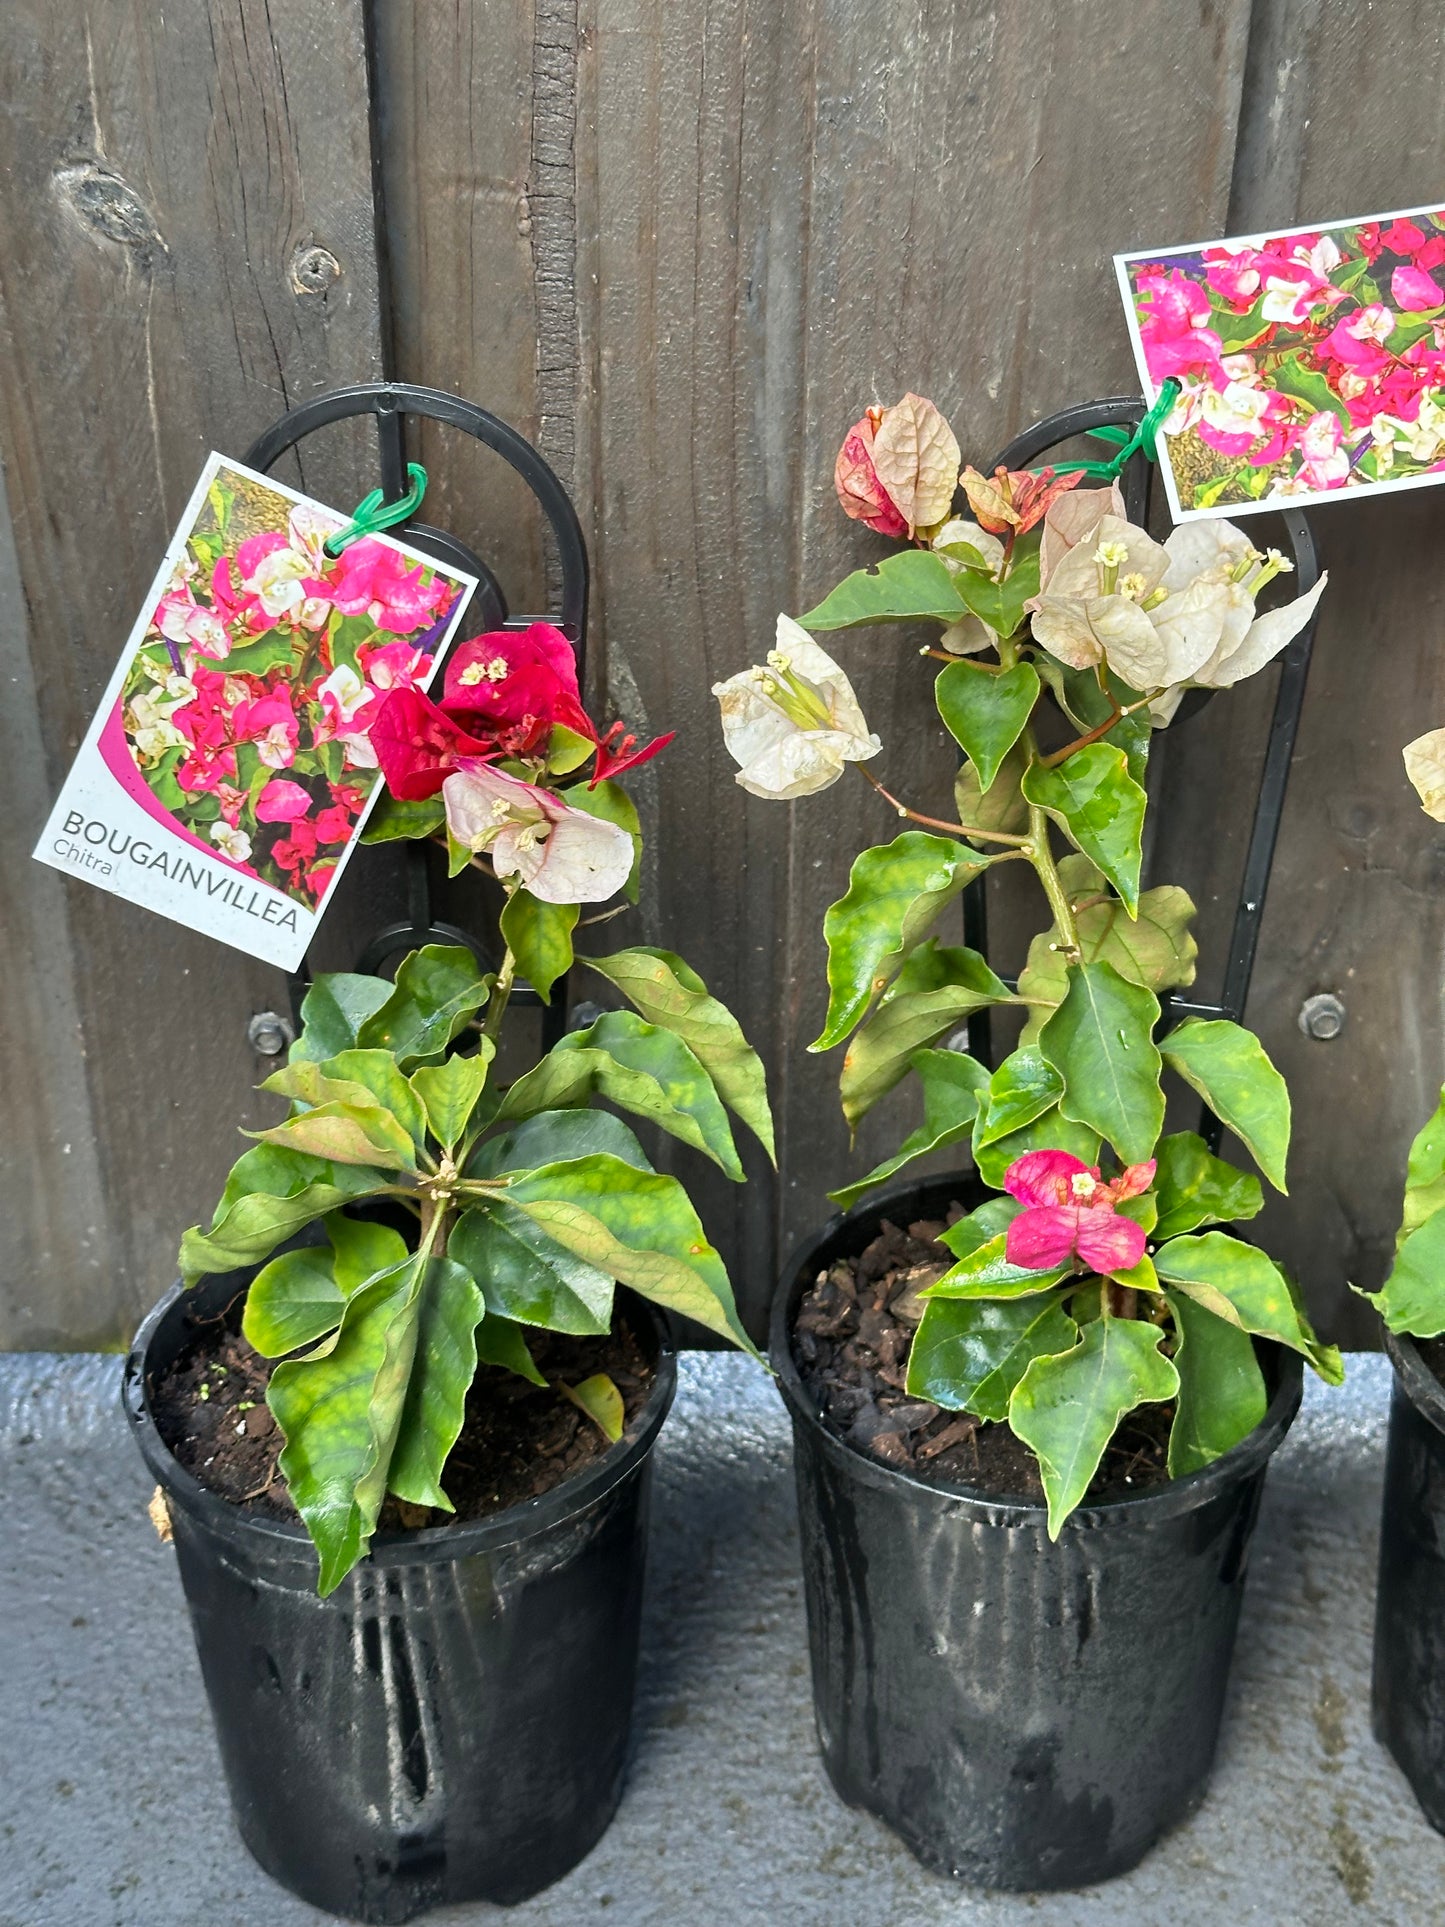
[1117,201,1445,520]
[32,454,476,969]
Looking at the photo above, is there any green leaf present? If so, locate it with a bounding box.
[971,1107,1101,1190]
[935,661,1039,791]
[1056,667,1150,788]
[1152,1132,1263,1239]
[953,544,1040,640]
[502,1154,754,1352]
[500,890,578,1004]
[1009,1316,1180,1537]
[560,1373,625,1443]
[317,1049,430,1149]
[1165,1290,1268,1476]
[906,1290,1077,1421]
[450,1201,615,1334]
[467,1107,653,1178]
[290,973,395,1065]
[1271,348,1352,429]
[1022,745,1146,914]
[409,1045,495,1153]
[582,947,774,1161]
[798,550,967,630]
[498,1010,743,1178]
[1038,961,1164,1165]
[180,1176,390,1287]
[387,1258,487,1511]
[1357,1210,1445,1337]
[1160,1019,1291,1193]
[562,779,643,903]
[243,1244,347,1357]
[359,793,446,845]
[939,1194,1024,1259]
[327,1215,410,1296]
[1154,1231,1342,1379]
[268,1255,426,1593]
[922,1231,1072,1301]
[973,1047,1065,1150]
[211,1143,339,1224]
[254,1102,418,1172]
[839,980,1005,1133]
[829,1048,988,1208]
[219,632,298,676]
[357,945,494,1068]
[815,834,994,1052]
[1398,1086,1445,1247]
[1016,862,1197,1037]
[546,722,598,775]
[474,1312,546,1385]
[955,740,1030,846]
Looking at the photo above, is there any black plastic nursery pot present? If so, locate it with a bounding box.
[1373,1329,1445,1831]
[772,1173,1304,1891]
[123,1267,677,1924]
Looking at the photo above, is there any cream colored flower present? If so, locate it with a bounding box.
[210,822,253,864]
[713,616,880,799]
[1405,730,1445,822]
[932,519,1007,656]
[442,763,633,903]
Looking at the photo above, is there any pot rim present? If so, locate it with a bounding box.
[771,1168,1303,1532]
[1382,1326,1445,1433]
[123,1274,678,1566]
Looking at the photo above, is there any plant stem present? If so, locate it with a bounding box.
[1040,693,1156,768]
[1024,790,1080,959]
[857,765,1030,846]
[922,648,1003,671]
[483,943,517,1042]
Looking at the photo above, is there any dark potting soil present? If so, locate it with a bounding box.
[793,1211,1174,1505]
[151,1297,655,1530]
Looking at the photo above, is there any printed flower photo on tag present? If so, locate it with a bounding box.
[1116,203,1445,519]
[34,456,477,969]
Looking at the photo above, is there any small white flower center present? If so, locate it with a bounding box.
[1069,1172,1099,1202]
[460,656,511,686]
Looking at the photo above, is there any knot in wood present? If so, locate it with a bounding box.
[289,243,342,295]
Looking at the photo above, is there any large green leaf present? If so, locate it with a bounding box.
[1152,1132,1263,1239]
[500,1153,754,1351]
[922,1231,1072,1300]
[254,1102,419,1172]
[180,1174,389,1286]
[1161,1019,1291,1193]
[939,1195,1024,1258]
[243,1243,347,1357]
[500,890,578,1003]
[359,794,446,845]
[971,1107,1101,1189]
[1165,1290,1268,1476]
[289,973,395,1064]
[581,947,775,1160]
[839,979,1005,1132]
[268,1255,426,1594]
[317,1050,430,1149]
[1357,1210,1445,1337]
[1154,1231,1342,1379]
[327,1216,411,1295]
[387,1258,487,1511]
[1022,745,1146,914]
[813,834,992,1050]
[906,1290,1077,1421]
[1038,961,1164,1165]
[409,1045,495,1154]
[935,661,1039,791]
[798,550,967,630]
[973,1047,1065,1150]
[1009,1316,1180,1538]
[561,780,642,903]
[356,945,493,1067]
[829,1048,988,1208]
[467,1107,653,1178]
[1399,1088,1445,1246]
[1016,860,1197,1036]
[210,1143,357,1223]
[953,544,1040,639]
[955,739,1030,845]
[497,1010,743,1178]
[450,1201,615,1333]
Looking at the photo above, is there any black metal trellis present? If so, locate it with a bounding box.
[961,395,1322,1154]
[241,382,590,1040]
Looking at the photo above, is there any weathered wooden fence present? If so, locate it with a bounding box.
[3,0,1442,1346]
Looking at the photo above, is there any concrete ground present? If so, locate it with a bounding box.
[3,1347,1440,1927]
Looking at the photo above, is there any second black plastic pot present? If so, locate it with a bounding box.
[773,1173,1304,1891]
[1373,1328,1445,1832]
[123,1267,677,1924]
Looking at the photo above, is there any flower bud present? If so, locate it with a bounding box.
[834,408,910,537]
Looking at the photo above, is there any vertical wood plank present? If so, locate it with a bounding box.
[0,0,383,1344]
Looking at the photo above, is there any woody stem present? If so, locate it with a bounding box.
[1041,694,1156,768]
[857,765,1030,846]
[483,943,517,1042]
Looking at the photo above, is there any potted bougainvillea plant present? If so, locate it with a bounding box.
[1364,727,1445,1838]
[124,624,772,1924]
[715,391,1343,1890]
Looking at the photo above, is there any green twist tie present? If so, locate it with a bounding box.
[1049,379,1182,481]
[323,462,428,557]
